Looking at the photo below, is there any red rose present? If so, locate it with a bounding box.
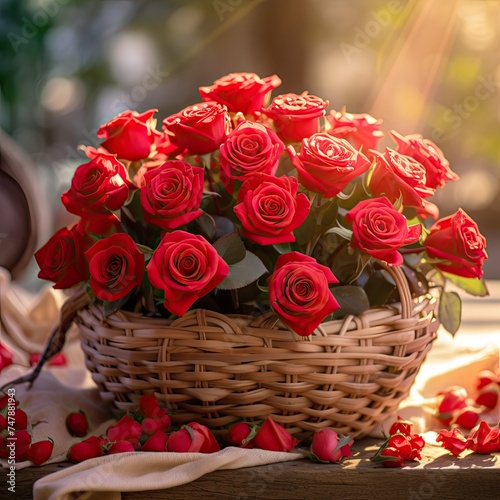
[451,406,481,430]
[138,393,167,419]
[97,109,160,161]
[140,431,169,452]
[109,440,136,454]
[147,230,229,316]
[13,409,28,430]
[186,422,220,453]
[106,414,142,446]
[369,148,438,218]
[435,386,468,426]
[476,370,500,391]
[326,109,384,154]
[390,130,459,189]
[226,422,253,447]
[35,225,88,289]
[61,151,130,216]
[67,435,108,463]
[436,428,469,457]
[66,410,89,437]
[140,160,204,230]
[388,417,413,438]
[162,101,230,155]
[199,72,281,115]
[288,133,370,198]
[86,233,145,302]
[346,197,422,266]
[265,92,328,143]
[0,343,13,372]
[28,439,54,466]
[141,416,170,436]
[311,428,353,463]
[467,420,500,454]
[167,427,205,453]
[233,173,310,245]
[424,209,487,279]
[379,434,417,468]
[252,417,299,452]
[133,159,165,188]
[475,384,500,409]
[267,252,340,336]
[219,121,284,193]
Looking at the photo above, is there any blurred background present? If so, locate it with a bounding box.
[0,0,499,289]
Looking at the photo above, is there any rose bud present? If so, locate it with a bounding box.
[28,439,54,466]
[167,427,205,453]
[14,409,28,430]
[451,406,481,430]
[226,422,254,447]
[108,440,136,455]
[253,417,300,452]
[68,435,108,463]
[436,428,469,457]
[14,429,32,461]
[388,417,413,437]
[475,384,500,409]
[141,417,169,436]
[66,411,89,437]
[435,386,468,425]
[107,414,142,445]
[311,428,353,463]
[476,370,500,391]
[138,393,166,419]
[0,342,14,372]
[186,422,220,453]
[467,420,500,454]
[140,431,169,452]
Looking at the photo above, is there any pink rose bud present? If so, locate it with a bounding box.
[68,435,108,463]
[311,428,353,462]
[451,406,481,430]
[28,439,54,465]
[253,417,300,452]
[108,440,136,454]
[66,410,89,437]
[140,431,169,452]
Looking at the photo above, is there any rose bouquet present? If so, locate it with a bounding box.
[35,71,488,339]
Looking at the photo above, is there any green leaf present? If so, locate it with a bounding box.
[136,243,154,255]
[273,243,292,254]
[325,225,353,241]
[439,291,462,337]
[217,251,268,290]
[102,292,134,318]
[363,270,396,307]
[330,247,371,284]
[330,286,370,319]
[195,213,216,241]
[294,208,316,246]
[443,273,489,297]
[213,230,246,265]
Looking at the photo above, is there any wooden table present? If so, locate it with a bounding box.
[14,438,500,499]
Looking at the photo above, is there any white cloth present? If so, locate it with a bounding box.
[0,267,499,499]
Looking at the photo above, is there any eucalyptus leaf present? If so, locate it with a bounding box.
[439,290,462,337]
[443,273,489,297]
[213,230,246,265]
[217,251,268,290]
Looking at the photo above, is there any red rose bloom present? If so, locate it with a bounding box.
[424,209,487,279]
[268,252,340,336]
[162,101,230,155]
[199,72,281,115]
[390,130,459,189]
[346,197,422,266]
[436,428,469,457]
[265,92,328,143]
[85,233,145,302]
[219,121,284,193]
[288,133,370,198]
[467,420,500,454]
[252,417,299,452]
[233,173,310,245]
[97,109,160,161]
[369,148,438,219]
[147,230,229,316]
[326,109,384,154]
[67,435,109,463]
[35,225,88,289]
[61,151,130,216]
[140,160,204,230]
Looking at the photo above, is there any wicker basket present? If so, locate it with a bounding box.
[75,265,439,439]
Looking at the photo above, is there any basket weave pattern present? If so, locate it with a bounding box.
[77,266,438,439]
